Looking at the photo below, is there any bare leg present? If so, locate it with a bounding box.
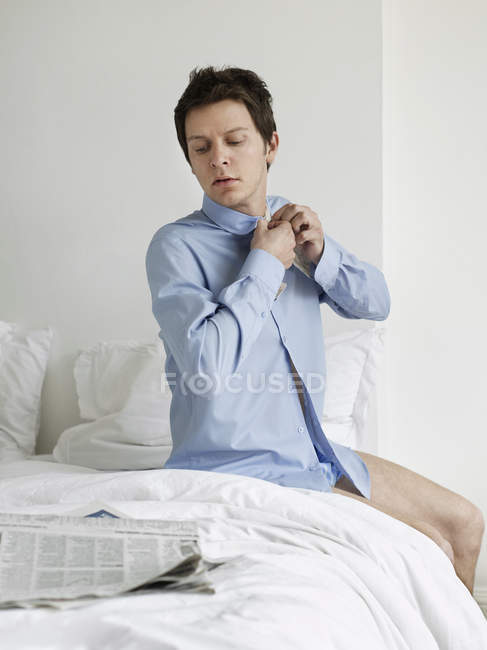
[332,450,485,595]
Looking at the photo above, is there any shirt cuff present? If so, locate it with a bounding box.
[311,233,341,292]
[238,247,286,296]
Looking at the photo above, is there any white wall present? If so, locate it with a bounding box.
[0,0,382,452]
[382,0,487,590]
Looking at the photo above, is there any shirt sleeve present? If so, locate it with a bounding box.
[145,232,285,397]
[310,232,391,320]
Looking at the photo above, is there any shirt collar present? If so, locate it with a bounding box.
[201,192,271,235]
[201,191,312,277]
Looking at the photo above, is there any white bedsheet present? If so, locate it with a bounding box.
[0,459,485,650]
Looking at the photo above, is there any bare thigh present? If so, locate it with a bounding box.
[334,450,470,544]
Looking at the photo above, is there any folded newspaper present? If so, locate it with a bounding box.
[0,503,222,609]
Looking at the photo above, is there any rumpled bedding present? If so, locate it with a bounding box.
[0,458,486,650]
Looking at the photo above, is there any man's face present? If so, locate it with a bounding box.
[185,98,278,216]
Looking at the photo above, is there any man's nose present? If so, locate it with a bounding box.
[209,143,229,167]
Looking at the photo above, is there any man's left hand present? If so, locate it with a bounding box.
[269,203,324,267]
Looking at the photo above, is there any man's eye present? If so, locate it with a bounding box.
[195,141,243,153]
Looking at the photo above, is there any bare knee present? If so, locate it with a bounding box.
[449,499,485,553]
[439,536,455,565]
[411,520,455,565]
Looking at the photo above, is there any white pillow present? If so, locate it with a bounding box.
[321,327,386,449]
[0,321,53,462]
[73,339,165,420]
[53,338,173,469]
[52,412,173,470]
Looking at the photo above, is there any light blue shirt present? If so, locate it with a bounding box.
[145,193,391,498]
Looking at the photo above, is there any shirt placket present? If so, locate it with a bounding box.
[275,304,361,493]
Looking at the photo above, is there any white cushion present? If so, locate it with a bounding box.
[53,328,384,469]
[322,327,385,448]
[52,412,173,470]
[53,338,172,469]
[73,339,165,420]
[0,321,53,461]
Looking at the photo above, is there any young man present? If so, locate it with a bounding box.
[145,66,484,594]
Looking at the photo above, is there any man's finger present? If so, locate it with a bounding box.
[270,203,293,221]
[295,225,317,244]
[269,219,293,230]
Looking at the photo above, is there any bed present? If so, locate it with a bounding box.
[1,321,486,649]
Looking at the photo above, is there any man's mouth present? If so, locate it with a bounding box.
[213,177,238,187]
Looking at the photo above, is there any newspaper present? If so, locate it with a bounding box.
[0,505,221,609]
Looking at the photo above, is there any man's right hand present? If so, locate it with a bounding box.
[250,218,296,270]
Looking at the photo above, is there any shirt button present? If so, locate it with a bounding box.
[260,311,265,318]
[297,426,304,433]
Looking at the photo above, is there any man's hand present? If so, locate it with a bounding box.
[268,203,324,267]
[250,217,296,270]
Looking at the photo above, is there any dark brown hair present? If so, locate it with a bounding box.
[174,65,277,172]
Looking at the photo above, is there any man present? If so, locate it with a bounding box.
[146,66,484,594]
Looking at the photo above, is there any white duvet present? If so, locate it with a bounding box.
[0,458,486,650]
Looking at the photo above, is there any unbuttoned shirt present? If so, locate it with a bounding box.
[145,192,391,498]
